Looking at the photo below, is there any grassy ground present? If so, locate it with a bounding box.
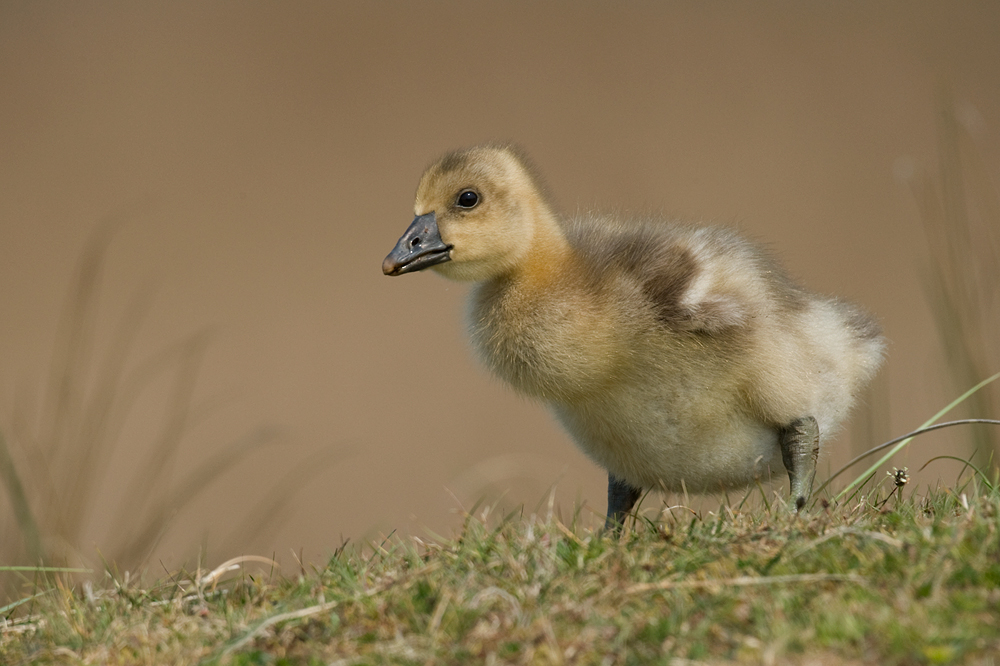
[2,476,999,666]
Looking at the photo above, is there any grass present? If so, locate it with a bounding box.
[0,221,293,590]
[2,474,1000,665]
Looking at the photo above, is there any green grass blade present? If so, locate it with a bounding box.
[0,432,44,563]
[836,371,1000,499]
[0,566,91,573]
[817,419,1000,496]
[917,455,996,492]
[0,588,55,615]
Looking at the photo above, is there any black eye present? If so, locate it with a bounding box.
[456,190,479,209]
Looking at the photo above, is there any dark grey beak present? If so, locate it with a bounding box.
[382,212,452,276]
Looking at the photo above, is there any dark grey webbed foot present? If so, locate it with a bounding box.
[605,473,642,533]
[780,416,819,511]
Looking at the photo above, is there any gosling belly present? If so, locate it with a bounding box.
[551,392,784,493]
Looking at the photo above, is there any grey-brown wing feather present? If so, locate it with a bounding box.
[565,214,797,333]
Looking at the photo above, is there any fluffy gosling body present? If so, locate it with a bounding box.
[384,144,885,529]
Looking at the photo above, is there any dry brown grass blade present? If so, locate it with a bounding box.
[196,555,280,590]
[624,573,866,595]
[221,600,339,657]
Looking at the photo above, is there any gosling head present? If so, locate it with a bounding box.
[383,145,550,282]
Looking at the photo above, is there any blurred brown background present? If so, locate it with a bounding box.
[1,2,998,573]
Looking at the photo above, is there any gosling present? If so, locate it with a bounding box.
[383,144,885,529]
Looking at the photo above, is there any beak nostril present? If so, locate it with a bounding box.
[385,211,448,275]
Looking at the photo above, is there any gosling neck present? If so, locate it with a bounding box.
[508,204,572,287]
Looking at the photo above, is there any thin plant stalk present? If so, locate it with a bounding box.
[833,372,1000,499]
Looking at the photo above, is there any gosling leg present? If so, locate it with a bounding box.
[605,473,642,532]
[780,416,820,511]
